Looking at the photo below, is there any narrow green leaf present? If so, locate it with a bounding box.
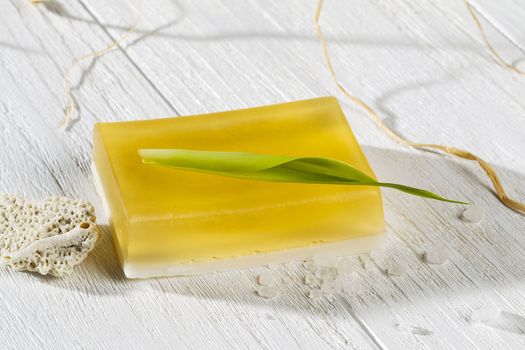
[139,149,467,204]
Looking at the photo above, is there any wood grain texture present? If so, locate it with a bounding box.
[1,0,524,349]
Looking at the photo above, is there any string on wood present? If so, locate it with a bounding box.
[464,0,525,75]
[59,0,145,130]
[34,0,524,214]
[314,0,525,215]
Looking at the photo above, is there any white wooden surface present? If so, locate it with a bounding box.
[1,0,525,348]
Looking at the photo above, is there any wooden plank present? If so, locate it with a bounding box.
[328,0,525,347]
[322,0,525,347]
[472,0,525,55]
[0,0,378,349]
[80,0,525,348]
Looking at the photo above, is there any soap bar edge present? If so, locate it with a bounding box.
[123,232,386,279]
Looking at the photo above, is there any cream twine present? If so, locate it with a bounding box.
[315,0,525,215]
[464,0,525,76]
[33,0,524,214]
[59,0,145,130]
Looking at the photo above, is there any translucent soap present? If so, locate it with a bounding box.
[92,97,385,278]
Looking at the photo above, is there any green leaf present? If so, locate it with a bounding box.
[138,149,467,204]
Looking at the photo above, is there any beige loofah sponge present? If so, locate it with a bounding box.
[0,195,99,277]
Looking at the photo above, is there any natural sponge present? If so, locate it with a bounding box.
[0,195,99,277]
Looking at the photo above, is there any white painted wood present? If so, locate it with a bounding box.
[471,0,525,65]
[0,1,378,349]
[1,0,525,349]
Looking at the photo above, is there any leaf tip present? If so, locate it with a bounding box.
[446,199,469,205]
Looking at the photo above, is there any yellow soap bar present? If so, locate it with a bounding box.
[93,97,385,278]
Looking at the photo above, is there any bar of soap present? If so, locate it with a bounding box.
[92,97,385,278]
